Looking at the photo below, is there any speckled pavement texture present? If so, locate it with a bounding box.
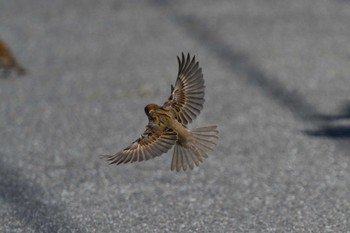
[1,0,350,232]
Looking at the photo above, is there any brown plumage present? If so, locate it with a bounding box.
[102,53,218,172]
[0,38,26,77]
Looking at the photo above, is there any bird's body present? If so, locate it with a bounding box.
[0,38,26,77]
[102,53,218,171]
[145,103,194,146]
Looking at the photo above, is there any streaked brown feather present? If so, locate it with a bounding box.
[102,126,177,165]
[163,53,205,125]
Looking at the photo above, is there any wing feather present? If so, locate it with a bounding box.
[102,126,177,165]
[163,53,205,125]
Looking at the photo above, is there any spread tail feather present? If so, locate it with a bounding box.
[171,125,218,172]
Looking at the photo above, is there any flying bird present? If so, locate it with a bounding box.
[0,38,26,77]
[102,53,218,172]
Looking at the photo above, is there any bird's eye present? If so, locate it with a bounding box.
[149,110,154,117]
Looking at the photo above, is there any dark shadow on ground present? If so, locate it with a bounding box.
[0,155,82,232]
[304,101,350,139]
[304,126,350,138]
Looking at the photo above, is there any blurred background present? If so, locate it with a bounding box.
[1,0,350,232]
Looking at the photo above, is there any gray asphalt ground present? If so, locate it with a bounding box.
[1,0,350,232]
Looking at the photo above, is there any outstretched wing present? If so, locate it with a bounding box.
[102,126,177,165]
[162,53,205,125]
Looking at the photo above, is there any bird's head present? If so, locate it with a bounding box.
[144,103,159,118]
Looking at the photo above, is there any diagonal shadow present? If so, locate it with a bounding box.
[150,1,350,147]
[0,156,83,232]
[150,0,319,123]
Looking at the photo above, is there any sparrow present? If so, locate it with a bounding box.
[102,53,218,172]
[0,38,26,77]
